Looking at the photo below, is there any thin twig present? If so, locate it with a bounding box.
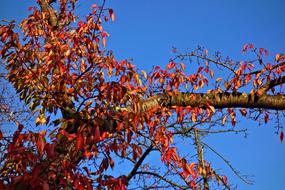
[202,142,253,185]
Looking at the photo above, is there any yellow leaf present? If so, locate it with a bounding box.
[138,78,142,86]
[36,115,46,125]
[216,78,223,83]
[191,113,196,122]
[224,81,230,90]
[141,70,147,79]
[210,70,214,78]
[108,67,113,77]
[65,49,70,57]
[222,116,227,125]
[275,54,281,62]
[73,63,77,69]
[209,106,216,113]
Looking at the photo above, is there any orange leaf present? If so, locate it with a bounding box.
[85,100,93,107]
[180,63,185,70]
[216,78,223,83]
[37,135,46,155]
[275,54,281,62]
[40,130,46,137]
[210,70,214,78]
[166,61,175,70]
[68,88,74,93]
[120,75,126,84]
[191,113,196,122]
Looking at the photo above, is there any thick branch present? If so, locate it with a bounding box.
[137,92,285,112]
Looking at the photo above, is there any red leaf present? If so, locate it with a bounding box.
[0,130,2,140]
[239,108,247,116]
[95,126,100,141]
[60,130,76,141]
[222,175,228,184]
[242,44,248,52]
[109,9,115,22]
[18,124,24,132]
[76,133,83,151]
[259,48,264,55]
[42,181,49,190]
[83,166,90,176]
[280,131,284,143]
[31,166,41,183]
[45,143,56,159]
[104,16,109,22]
[197,66,204,73]
[264,112,269,123]
[101,31,108,38]
[166,61,175,70]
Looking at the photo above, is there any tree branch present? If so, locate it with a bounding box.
[135,171,186,189]
[259,75,285,93]
[135,92,285,113]
[194,129,209,190]
[202,142,253,185]
[126,145,153,183]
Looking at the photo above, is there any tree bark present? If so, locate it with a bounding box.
[136,92,285,112]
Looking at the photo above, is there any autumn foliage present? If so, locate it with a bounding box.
[0,0,284,189]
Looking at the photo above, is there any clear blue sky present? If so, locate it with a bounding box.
[1,0,285,189]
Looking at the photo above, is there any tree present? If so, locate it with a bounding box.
[0,0,284,189]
